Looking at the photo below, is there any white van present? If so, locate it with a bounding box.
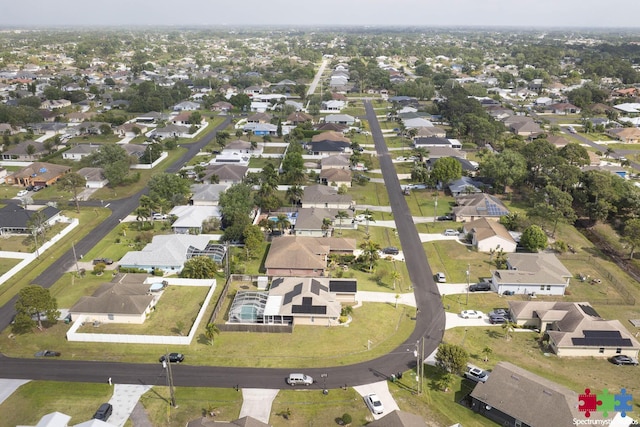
[287,373,314,386]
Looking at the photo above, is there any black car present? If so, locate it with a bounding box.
[92,258,113,265]
[437,214,453,221]
[489,308,510,319]
[382,247,399,255]
[34,350,61,357]
[469,282,492,292]
[610,355,639,366]
[159,353,185,364]
[92,403,113,421]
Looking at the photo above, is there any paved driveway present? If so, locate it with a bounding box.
[353,381,399,421]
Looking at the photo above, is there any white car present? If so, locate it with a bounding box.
[465,366,490,383]
[16,190,28,197]
[443,229,459,236]
[460,310,484,319]
[365,393,384,415]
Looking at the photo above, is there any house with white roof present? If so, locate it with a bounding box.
[169,205,221,234]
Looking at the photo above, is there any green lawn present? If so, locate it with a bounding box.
[0,381,113,427]
[423,240,492,284]
[248,157,281,168]
[349,182,390,206]
[140,386,243,427]
[0,258,21,275]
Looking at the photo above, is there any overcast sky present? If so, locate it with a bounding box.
[2,0,640,28]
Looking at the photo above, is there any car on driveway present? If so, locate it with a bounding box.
[35,350,61,357]
[16,190,28,197]
[364,392,384,415]
[93,258,113,265]
[381,247,399,255]
[465,366,490,383]
[469,282,492,292]
[489,314,507,324]
[610,355,639,366]
[159,353,184,364]
[443,229,459,236]
[92,403,113,421]
[460,310,484,319]
[437,214,453,221]
[489,308,510,319]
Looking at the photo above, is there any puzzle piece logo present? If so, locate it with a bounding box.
[595,389,616,418]
[579,388,601,418]
[614,388,633,418]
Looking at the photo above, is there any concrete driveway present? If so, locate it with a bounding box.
[238,388,279,424]
[353,380,399,420]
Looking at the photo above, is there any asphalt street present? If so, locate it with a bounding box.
[0,108,446,390]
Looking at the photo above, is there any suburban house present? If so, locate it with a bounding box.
[462,217,517,253]
[264,236,356,276]
[172,101,200,111]
[607,127,640,144]
[227,277,356,327]
[189,183,230,206]
[403,117,434,129]
[320,154,350,170]
[287,111,313,125]
[414,136,462,150]
[319,168,352,188]
[424,146,466,161]
[509,301,640,358]
[62,144,100,161]
[294,207,343,237]
[203,164,248,185]
[308,139,351,156]
[547,135,571,148]
[469,361,605,427]
[221,139,263,157]
[148,124,190,139]
[448,176,485,196]
[301,185,354,210]
[76,167,108,188]
[452,193,510,222]
[414,125,447,138]
[324,114,355,126]
[1,140,48,160]
[172,112,205,126]
[116,123,147,138]
[5,162,71,187]
[0,204,61,235]
[321,100,346,111]
[546,102,581,114]
[168,205,221,234]
[491,252,572,296]
[246,112,272,124]
[509,120,543,137]
[211,101,233,112]
[69,273,160,324]
[118,234,217,274]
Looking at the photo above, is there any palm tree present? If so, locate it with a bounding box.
[482,346,493,362]
[204,323,220,346]
[390,270,401,290]
[286,185,304,207]
[335,210,349,236]
[360,208,375,236]
[359,238,381,272]
[502,320,516,341]
[321,218,333,237]
[276,213,291,234]
[413,147,430,163]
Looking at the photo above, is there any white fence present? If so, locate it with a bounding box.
[66,279,217,345]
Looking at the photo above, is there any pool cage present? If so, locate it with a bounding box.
[228,291,288,324]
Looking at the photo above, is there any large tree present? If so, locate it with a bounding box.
[148,173,191,208]
[430,157,462,186]
[479,150,527,193]
[59,172,87,213]
[243,225,264,259]
[435,343,469,376]
[180,256,217,279]
[14,285,60,333]
[622,218,640,260]
[520,225,548,252]
[86,144,132,187]
[529,185,576,237]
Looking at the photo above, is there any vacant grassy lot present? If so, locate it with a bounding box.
[271,388,371,427]
[0,257,22,274]
[424,240,491,283]
[140,386,243,427]
[0,381,113,427]
[248,157,281,168]
[349,182,390,206]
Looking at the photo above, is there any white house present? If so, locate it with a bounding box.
[463,218,517,253]
[491,253,572,296]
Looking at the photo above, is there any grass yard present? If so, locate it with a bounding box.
[423,240,492,283]
[75,285,209,335]
[348,182,390,206]
[0,257,21,275]
[248,157,281,169]
[0,381,114,427]
[262,145,286,154]
[442,326,640,401]
[270,388,371,427]
[140,386,243,427]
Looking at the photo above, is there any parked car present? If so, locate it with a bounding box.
[489,308,510,319]
[92,403,113,421]
[443,229,459,236]
[437,214,453,221]
[34,350,61,357]
[16,190,28,197]
[489,314,507,324]
[33,185,44,192]
[469,282,492,292]
[152,212,168,220]
[382,247,399,255]
[460,310,484,319]
[364,393,384,415]
[610,355,639,366]
[92,258,113,265]
[159,353,185,364]
[436,272,446,283]
[465,366,490,383]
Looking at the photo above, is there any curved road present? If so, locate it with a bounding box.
[0,108,445,389]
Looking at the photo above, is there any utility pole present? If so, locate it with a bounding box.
[466,263,470,306]
[71,241,80,276]
[164,353,177,408]
[414,338,424,395]
[433,194,438,223]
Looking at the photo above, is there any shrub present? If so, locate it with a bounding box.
[341,413,352,425]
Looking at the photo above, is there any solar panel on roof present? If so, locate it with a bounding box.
[283,283,302,306]
[292,305,327,314]
[572,330,633,347]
